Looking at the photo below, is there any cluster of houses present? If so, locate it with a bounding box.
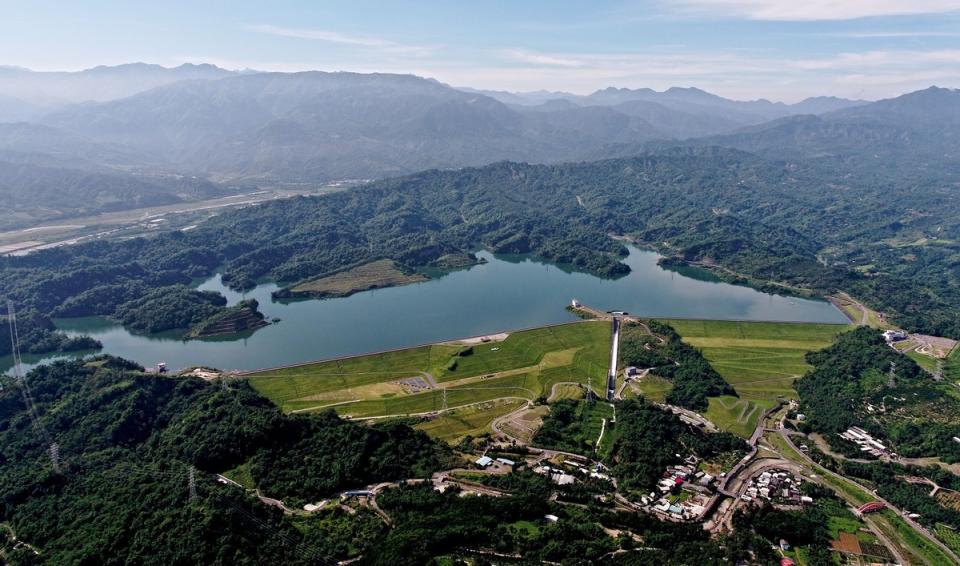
[840,426,893,458]
[647,491,712,520]
[653,458,713,493]
[531,463,576,486]
[740,468,812,506]
[529,459,613,486]
[634,456,715,520]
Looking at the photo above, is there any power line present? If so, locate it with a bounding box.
[6,300,60,473]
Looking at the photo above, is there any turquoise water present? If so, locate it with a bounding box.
[10,246,846,373]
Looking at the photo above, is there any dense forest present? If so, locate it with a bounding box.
[618,320,735,410]
[0,357,450,563]
[5,135,960,357]
[795,327,960,461]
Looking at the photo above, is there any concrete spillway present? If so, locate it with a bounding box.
[607,316,620,400]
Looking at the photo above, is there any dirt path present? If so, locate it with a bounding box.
[616,369,648,400]
[808,433,876,464]
[491,401,536,443]
[347,396,534,422]
[830,292,871,326]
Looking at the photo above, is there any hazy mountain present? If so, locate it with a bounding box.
[0,63,237,109]
[0,160,228,229]
[0,122,225,228]
[587,86,792,124]
[39,71,668,182]
[0,122,155,169]
[700,87,959,162]
[828,86,959,136]
[790,96,866,115]
[0,93,54,122]
[0,65,943,230]
[478,85,865,139]
[458,87,579,106]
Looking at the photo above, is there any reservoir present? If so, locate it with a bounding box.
[11,246,847,373]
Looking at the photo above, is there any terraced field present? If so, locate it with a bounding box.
[704,395,763,438]
[413,399,527,443]
[946,346,960,383]
[661,319,849,437]
[246,322,610,432]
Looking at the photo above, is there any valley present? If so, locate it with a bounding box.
[1,51,959,564]
[0,185,347,255]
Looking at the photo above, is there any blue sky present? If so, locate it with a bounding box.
[1,0,959,101]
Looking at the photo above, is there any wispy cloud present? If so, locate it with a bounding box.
[672,0,960,21]
[245,24,435,56]
[478,47,960,100]
[825,30,960,38]
[502,49,584,67]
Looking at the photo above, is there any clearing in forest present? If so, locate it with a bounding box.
[286,259,428,298]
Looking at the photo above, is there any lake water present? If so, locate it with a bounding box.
[9,246,847,373]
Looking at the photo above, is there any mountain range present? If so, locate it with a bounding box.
[0,63,956,229]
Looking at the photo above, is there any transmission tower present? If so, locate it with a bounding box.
[7,300,60,473]
[887,361,897,389]
[49,442,60,471]
[587,375,593,402]
[441,388,448,411]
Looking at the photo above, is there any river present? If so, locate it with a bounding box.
[8,246,847,373]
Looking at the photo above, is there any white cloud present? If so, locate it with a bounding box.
[502,49,584,67]
[827,31,960,38]
[474,47,960,100]
[673,0,960,21]
[245,24,435,56]
[168,45,960,103]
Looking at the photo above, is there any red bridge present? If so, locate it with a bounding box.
[857,501,886,514]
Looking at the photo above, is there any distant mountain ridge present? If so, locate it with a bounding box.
[696,86,960,162]
[0,62,235,102]
[35,71,671,181]
[0,63,954,229]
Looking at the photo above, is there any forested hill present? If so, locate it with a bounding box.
[796,327,960,461]
[0,357,450,564]
[3,142,960,355]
